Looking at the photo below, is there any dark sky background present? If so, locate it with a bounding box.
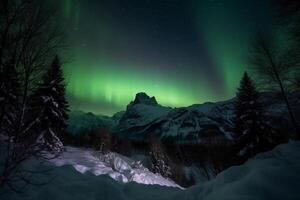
[49,0,274,115]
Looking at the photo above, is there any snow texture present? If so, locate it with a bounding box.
[50,146,181,188]
[2,141,300,200]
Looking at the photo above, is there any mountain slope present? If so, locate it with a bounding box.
[117,93,236,141]
[116,92,299,141]
[67,111,122,134]
[67,92,299,141]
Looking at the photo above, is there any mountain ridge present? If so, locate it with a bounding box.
[68,92,300,141]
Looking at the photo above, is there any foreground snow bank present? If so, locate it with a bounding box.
[2,141,300,200]
[50,146,180,188]
[179,140,300,200]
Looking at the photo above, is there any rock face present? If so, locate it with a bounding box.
[128,92,158,107]
[118,93,171,139]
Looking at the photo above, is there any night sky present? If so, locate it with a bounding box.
[50,0,274,115]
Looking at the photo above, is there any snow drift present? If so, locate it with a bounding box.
[50,146,180,188]
[2,141,300,200]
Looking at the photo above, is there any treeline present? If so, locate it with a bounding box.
[0,0,68,192]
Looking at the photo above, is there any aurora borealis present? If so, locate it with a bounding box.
[51,0,274,115]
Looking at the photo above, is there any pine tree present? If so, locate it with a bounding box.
[31,56,69,151]
[234,72,265,158]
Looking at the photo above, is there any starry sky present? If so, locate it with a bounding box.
[49,0,274,115]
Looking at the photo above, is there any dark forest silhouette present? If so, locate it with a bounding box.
[0,0,68,192]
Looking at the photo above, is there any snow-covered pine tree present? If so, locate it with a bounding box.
[30,56,68,151]
[234,72,265,158]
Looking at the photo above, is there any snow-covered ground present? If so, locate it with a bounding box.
[50,146,181,188]
[2,141,300,200]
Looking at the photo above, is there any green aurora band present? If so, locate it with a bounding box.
[58,0,273,116]
[64,58,219,115]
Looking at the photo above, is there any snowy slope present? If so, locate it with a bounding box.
[116,92,299,140]
[3,141,300,200]
[50,146,180,188]
[118,93,171,130]
[176,140,300,200]
[159,100,235,139]
[117,94,236,141]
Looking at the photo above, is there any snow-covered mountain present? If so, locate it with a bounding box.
[116,92,300,141]
[117,93,235,141]
[68,92,299,141]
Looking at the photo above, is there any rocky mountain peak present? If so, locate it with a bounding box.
[130,92,158,106]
